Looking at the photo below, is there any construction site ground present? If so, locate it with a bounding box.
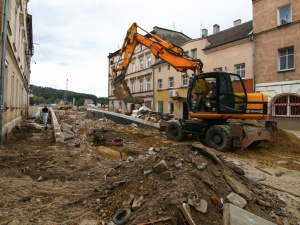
[1,110,300,225]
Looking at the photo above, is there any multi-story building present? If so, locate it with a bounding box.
[0,0,33,142]
[107,25,191,113]
[253,0,300,130]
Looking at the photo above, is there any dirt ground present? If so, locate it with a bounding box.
[0,111,300,225]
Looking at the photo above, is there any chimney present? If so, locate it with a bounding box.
[202,28,208,38]
[234,19,241,26]
[213,24,220,34]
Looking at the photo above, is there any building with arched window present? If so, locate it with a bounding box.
[253,0,300,130]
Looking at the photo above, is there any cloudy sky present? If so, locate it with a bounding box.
[28,0,253,97]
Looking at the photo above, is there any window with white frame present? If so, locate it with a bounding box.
[158,79,163,90]
[111,85,115,95]
[278,47,294,71]
[131,61,135,73]
[168,77,174,88]
[139,58,144,70]
[146,55,151,68]
[157,101,163,114]
[146,78,150,91]
[131,81,135,93]
[271,94,300,118]
[11,72,15,107]
[182,74,189,86]
[169,102,174,115]
[278,5,291,26]
[145,100,152,109]
[139,79,143,92]
[184,51,189,57]
[235,63,245,79]
[191,48,197,58]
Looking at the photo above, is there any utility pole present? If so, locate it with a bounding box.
[64,79,68,102]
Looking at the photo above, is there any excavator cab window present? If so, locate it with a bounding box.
[188,72,247,114]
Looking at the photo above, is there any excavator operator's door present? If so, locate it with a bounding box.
[187,72,247,116]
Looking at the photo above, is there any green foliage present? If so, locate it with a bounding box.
[30,85,108,106]
[76,98,85,106]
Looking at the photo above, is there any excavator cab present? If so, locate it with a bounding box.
[187,72,248,116]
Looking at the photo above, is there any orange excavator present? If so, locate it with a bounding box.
[112,23,276,151]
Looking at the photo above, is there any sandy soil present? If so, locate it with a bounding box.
[0,111,299,225]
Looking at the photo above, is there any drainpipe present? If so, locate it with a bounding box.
[0,0,9,143]
[249,30,255,93]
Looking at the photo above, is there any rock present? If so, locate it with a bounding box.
[160,171,173,180]
[226,192,247,208]
[132,194,144,211]
[224,174,252,200]
[257,199,272,208]
[122,194,135,206]
[126,156,135,162]
[190,143,222,164]
[106,168,118,177]
[153,160,168,174]
[223,203,276,225]
[143,169,152,175]
[188,198,208,213]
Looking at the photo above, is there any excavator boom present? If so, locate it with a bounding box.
[112,23,203,103]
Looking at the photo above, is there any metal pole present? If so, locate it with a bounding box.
[0,0,9,143]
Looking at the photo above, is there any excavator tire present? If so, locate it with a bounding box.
[206,125,233,152]
[166,121,185,141]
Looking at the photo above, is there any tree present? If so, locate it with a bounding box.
[76,98,85,106]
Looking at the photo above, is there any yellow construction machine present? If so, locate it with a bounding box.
[112,23,276,151]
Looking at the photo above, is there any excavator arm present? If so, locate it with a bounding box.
[112,23,203,103]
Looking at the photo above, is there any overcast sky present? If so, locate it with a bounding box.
[28,0,253,97]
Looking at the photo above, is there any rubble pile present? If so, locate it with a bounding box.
[0,111,299,225]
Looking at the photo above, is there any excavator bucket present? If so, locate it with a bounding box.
[113,76,144,104]
[230,121,277,149]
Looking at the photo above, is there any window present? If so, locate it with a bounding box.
[159,67,161,72]
[278,5,291,25]
[235,64,245,79]
[168,77,174,88]
[184,51,189,57]
[11,72,15,107]
[158,79,163,90]
[157,101,163,113]
[271,95,300,118]
[131,81,135,93]
[139,79,143,92]
[146,78,150,91]
[139,58,144,70]
[111,85,115,95]
[131,61,135,73]
[191,48,197,58]
[168,65,170,70]
[119,101,122,109]
[182,74,189,86]
[278,48,294,71]
[169,102,174,115]
[146,55,151,68]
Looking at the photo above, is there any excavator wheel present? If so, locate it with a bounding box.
[166,121,185,141]
[205,125,233,152]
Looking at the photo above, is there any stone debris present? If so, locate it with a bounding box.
[226,192,247,208]
[153,160,168,174]
[224,174,253,200]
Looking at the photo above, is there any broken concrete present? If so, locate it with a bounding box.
[223,203,276,225]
